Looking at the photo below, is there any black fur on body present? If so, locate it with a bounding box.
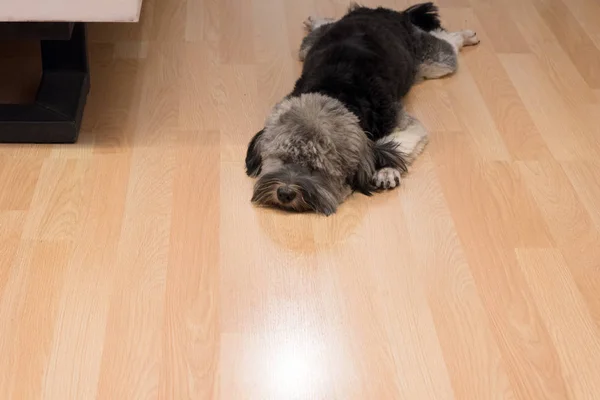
[246,3,447,215]
[293,3,442,142]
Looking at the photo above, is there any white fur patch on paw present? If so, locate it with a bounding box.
[404,134,429,164]
[374,167,402,190]
[462,30,480,46]
[303,16,335,32]
[391,120,429,165]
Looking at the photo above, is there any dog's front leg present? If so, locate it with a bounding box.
[373,113,429,189]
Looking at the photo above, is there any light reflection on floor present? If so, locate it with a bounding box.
[220,300,338,399]
[267,329,327,399]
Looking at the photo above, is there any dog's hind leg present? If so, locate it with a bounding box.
[372,112,429,189]
[417,36,458,80]
[431,29,480,53]
[299,16,336,61]
[304,16,336,32]
[417,29,480,80]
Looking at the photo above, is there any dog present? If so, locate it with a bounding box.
[245,3,479,215]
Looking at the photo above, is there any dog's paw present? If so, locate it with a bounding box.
[373,168,402,190]
[303,16,335,32]
[303,17,313,32]
[462,30,480,46]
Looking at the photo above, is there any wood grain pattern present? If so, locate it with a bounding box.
[1,0,600,398]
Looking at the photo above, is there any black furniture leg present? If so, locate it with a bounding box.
[0,22,90,143]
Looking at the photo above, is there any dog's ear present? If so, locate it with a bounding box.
[245,129,264,177]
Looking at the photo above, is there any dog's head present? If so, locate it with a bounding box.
[245,93,379,216]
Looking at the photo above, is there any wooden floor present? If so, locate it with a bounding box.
[2,0,600,398]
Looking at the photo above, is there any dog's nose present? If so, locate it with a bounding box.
[277,186,297,204]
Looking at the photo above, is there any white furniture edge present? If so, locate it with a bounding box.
[0,0,143,22]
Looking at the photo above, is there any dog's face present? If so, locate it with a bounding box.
[245,93,376,215]
[250,159,344,215]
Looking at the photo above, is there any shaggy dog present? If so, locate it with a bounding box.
[245,3,479,215]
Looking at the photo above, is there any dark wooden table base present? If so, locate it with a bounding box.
[0,22,89,143]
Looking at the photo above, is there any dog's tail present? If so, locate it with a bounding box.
[373,140,408,174]
[405,2,442,32]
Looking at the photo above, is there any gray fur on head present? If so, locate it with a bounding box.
[246,93,378,215]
